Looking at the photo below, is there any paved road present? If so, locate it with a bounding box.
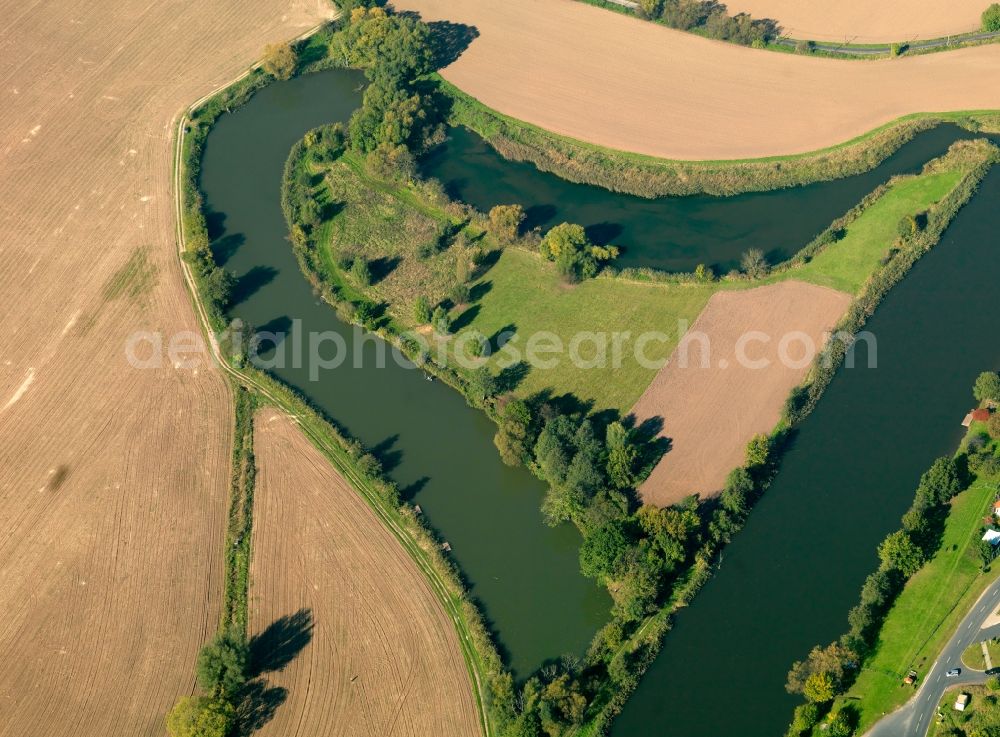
[866,579,1000,737]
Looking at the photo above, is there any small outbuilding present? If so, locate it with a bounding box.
[955,693,970,712]
[964,408,993,427]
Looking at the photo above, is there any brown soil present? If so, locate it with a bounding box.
[725,0,986,44]
[249,409,481,737]
[631,281,852,507]
[0,1,328,734]
[395,0,1000,159]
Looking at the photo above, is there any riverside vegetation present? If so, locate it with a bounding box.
[174,5,999,736]
[784,372,1000,737]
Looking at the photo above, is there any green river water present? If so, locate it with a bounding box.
[199,68,1000,734]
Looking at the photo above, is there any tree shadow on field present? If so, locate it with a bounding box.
[237,609,314,735]
[428,20,480,69]
[249,609,315,676]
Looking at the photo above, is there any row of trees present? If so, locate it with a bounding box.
[637,0,779,47]
[486,392,785,735]
[785,456,967,735]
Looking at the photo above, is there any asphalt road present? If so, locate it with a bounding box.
[866,579,1000,737]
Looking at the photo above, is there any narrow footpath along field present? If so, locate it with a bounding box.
[394,0,1000,159]
[249,409,481,737]
[0,1,328,735]
[724,0,989,44]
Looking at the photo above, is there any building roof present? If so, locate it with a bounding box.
[984,529,1000,545]
[973,408,992,422]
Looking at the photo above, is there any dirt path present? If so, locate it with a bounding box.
[631,281,852,507]
[725,0,987,44]
[395,0,1000,160]
[249,409,481,737]
[0,2,328,734]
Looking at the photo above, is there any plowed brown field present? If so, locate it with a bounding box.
[395,0,1000,159]
[0,1,328,734]
[248,409,481,737]
[725,0,986,44]
[632,281,852,508]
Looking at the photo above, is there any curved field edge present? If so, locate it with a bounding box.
[169,32,495,737]
[443,76,1000,197]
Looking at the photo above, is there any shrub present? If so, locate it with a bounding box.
[431,305,451,335]
[165,695,235,737]
[351,256,372,286]
[983,3,1000,32]
[262,42,296,81]
[413,295,432,323]
[796,39,815,54]
[450,282,471,305]
[488,204,526,243]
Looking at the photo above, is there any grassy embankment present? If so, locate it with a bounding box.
[962,638,1000,670]
[442,76,1000,198]
[297,142,987,415]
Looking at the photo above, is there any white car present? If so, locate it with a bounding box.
[946,668,962,678]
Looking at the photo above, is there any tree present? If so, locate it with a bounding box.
[745,433,771,468]
[989,412,1000,440]
[450,282,470,306]
[348,78,428,153]
[431,305,451,336]
[790,703,819,734]
[166,696,235,737]
[332,7,435,83]
[983,3,1000,32]
[802,671,836,703]
[878,530,924,576]
[980,538,997,569]
[606,421,638,489]
[721,467,754,517]
[468,366,498,401]
[494,399,532,466]
[975,371,1000,403]
[740,248,769,278]
[413,295,432,323]
[196,632,248,696]
[204,268,236,312]
[579,521,631,580]
[351,256,372,286]
[539,222,618,282]
[488,204,526,243]
[262,42,297,80]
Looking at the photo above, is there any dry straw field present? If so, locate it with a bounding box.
[0,1,329,734]
[396,0,1000,159]
[725,0,987,44]
[249,410,480,737]
[632,281,852,507]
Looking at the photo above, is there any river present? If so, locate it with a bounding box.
[198,67,999,731]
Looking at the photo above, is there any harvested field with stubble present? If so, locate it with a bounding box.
[249,409,481,737]
[632,281,852,507]
[725,0,987,44]
[0,1,328,734]
[395,0,1000,159]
